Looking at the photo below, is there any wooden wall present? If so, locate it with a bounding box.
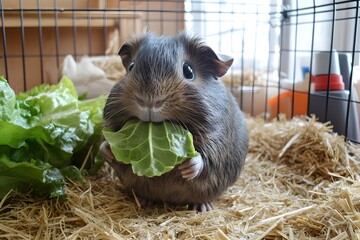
[0,0,184,93]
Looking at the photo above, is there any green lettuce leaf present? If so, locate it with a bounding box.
[0,76,106,200]
[102,119,198,177]
[0,76,16,121]
[0,155,66,201]
[72,97,107,173]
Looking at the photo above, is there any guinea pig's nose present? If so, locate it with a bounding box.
[136,97,164,109]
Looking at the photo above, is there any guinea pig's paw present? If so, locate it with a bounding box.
[100,141,115,162]
[190,202,214,212]
[136,197,157,208]
[178,154,204,180]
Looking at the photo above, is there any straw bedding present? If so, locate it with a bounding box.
[1,115,360,239]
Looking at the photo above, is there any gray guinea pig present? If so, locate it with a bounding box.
[100,32,248,212]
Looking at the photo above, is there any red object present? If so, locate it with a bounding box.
[311,74,344,91]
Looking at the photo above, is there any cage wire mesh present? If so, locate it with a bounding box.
[0,0,359,143]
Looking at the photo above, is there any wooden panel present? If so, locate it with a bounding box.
[0,1,185,93]
[0,11,139,28]
[1,0,118,9]
[2,0,84,9]
[116,1,185,36]
[0,27,111,92]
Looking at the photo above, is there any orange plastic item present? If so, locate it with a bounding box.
[311,74,344,91]
[267,91,308,120]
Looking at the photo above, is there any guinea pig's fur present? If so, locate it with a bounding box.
[102,32,248,211]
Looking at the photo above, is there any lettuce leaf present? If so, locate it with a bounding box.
[0,76,106,200]
[0,155,66,201]
[102,119,198,177]
[0,76,17,121]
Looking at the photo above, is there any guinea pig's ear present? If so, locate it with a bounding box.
[215,54,234,77]
[118,43,133,70]
[202,46,233,77]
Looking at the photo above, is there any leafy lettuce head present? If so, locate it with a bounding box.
[0,76,106,200]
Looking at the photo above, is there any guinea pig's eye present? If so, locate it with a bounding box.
[182,62,195,80]
[128,61,135,71]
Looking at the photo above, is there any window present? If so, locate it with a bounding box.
[185,0,282,73]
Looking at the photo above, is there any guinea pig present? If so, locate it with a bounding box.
[100,32,248,212]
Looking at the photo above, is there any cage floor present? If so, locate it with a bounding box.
[1,116,359,239]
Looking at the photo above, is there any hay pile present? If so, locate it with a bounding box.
[92,55,126,81]
[222,70,267,88]
[1,116,360,239]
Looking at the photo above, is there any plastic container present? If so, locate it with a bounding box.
[267,90,308,119]
[311,50,341,76]
[309,91,359,142]
[308,51,360,142]
[267,72,310,120]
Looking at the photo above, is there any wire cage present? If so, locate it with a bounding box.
[0,0,359,143]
